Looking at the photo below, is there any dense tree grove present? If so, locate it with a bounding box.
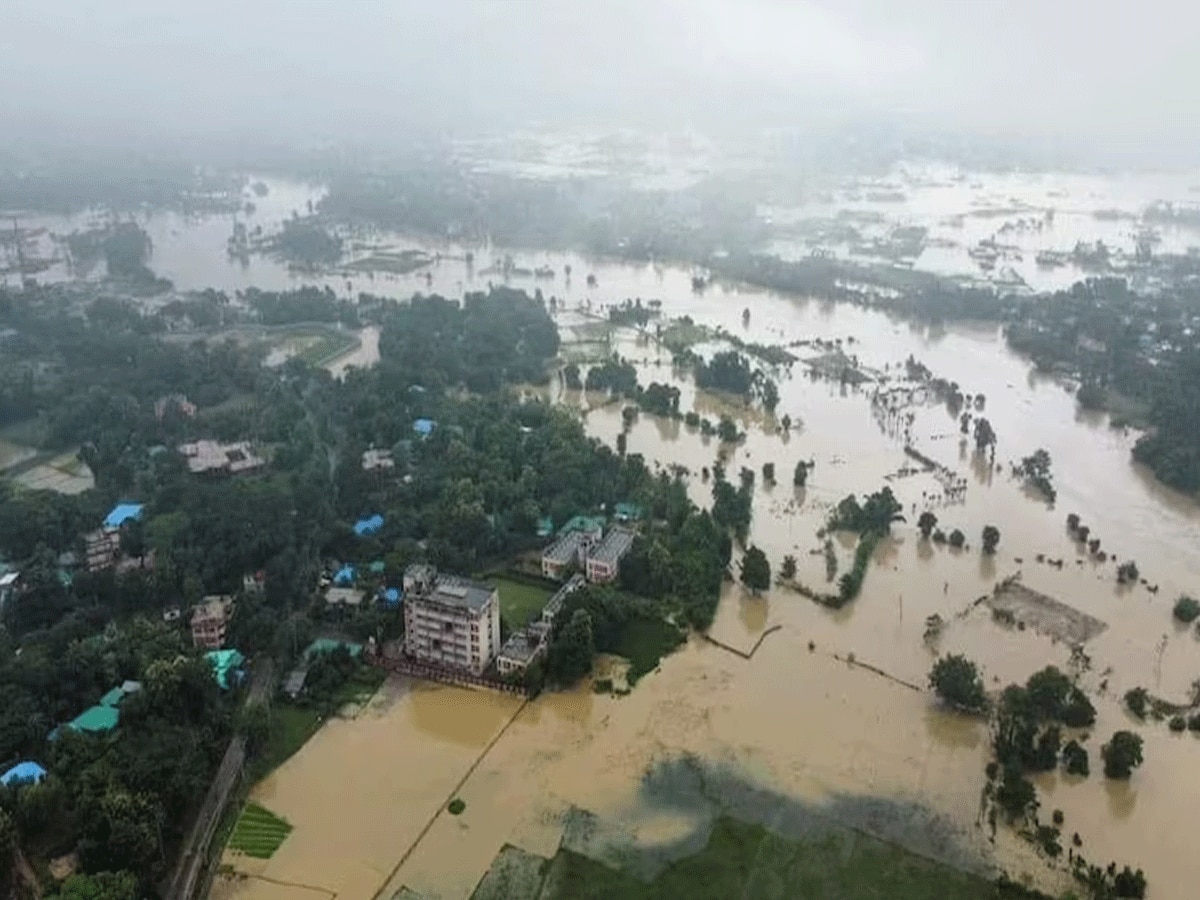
[0,282,733,895]
[929,654,988,713]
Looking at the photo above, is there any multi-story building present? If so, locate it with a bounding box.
[402,565,501,675]
[586,528,635,584]
[541,531,585,580]
[191,595,235,649]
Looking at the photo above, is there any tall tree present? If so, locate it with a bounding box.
[739,545,771,594]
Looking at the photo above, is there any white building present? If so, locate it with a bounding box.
[402,565,501,675]
[586,528,635,584]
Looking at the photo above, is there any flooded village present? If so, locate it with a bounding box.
[4,152,1200,900]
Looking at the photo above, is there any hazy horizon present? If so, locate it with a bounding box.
[3,0,1200,167]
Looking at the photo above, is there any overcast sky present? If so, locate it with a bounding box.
[3,0,1199,161]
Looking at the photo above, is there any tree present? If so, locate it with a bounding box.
[717,416,740,443]
[780,414,792,432]
[1173,595,1200,623]
[1066,513,1080,532]
[1117,560,1140,584]
[546,609,595,686]
[1025,666,1095,727]
[1061,740,1089,776]
[973,417,996,453]
[762,462,775,484]
[917,511,937,539]
[994,763,1038,822]
[981,525,1000,554]
[739,545,771,594]
[1124,687,1148,719]
[1102,730,1144,779]
[793,460,810,487]
[46,872,138,900]
[0,807,14,883]
[948,528,966,549]
[779,554,797,580]
[929,654,987,713]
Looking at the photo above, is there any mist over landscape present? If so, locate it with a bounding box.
[3,4,1200,900]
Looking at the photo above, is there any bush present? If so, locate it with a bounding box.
[447,798,466,815]
[1169,715,1186,732]
[948,528,966,549]
[1188,713,1200,732]
[1172,595,1200,623]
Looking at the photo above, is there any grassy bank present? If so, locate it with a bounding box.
[489,576,553,631]
[472,816,1047,900]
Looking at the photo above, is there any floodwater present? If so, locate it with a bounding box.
[8,173,1199,897]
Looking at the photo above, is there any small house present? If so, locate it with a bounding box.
[586,528,635,584]
[1,761,47,787]
[103,503,143,531]
[353,514,384,537]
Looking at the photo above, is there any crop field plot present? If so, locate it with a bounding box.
[228,803,293,860]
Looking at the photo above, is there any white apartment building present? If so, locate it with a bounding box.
[402,565,501,675]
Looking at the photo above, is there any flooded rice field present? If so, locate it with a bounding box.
[218,253,1200,897]
[7,173,1200,896]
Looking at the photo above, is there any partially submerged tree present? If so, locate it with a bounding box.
[739,545,771,594]
[981,525,1000,554]
[929,654,988,714]
[1102,730,1144,779]
[917,511,938,539]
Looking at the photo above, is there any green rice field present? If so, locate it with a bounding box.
[228,802,293,859]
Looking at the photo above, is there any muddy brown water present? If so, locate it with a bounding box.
[18,178,1196,898]
[222,295,1200,899]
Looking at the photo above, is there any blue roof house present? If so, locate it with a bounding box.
[413,418,436,437]
[382,587,401,605]
[1,761,47,787]
[354,514,384,537]
[103,503,144,530]
[334,564,356,586]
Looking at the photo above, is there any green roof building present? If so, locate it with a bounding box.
[614,503,644,523]
[206,649,246,690]
[69,705,119,734]
[304,638,363,661]
[559,515,605,540]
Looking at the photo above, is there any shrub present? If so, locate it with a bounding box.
[447,798,466,815]
[1169,715,1186,732]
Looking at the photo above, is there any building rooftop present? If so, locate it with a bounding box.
[304,638,363,660]
[362,448,395,471]
[103,503,143,530]
[560,515,606,537]
[178,440,264,475]
[544,574,586,621]
[614,502,644,522]
[0,761,46,787]
[206,649,245,690]
[354,514,385,537]
[417,574,496,612]
[413,418,436,437]
[590,528,635,565]
[99,682,141,708]
[498,624,547,665]
[326,587,365,606]
[70,704,120,734]
[543,531,583,564]
[333,564,356,585]
[192,596,234,624]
